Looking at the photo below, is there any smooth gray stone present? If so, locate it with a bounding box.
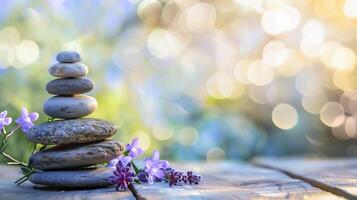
[49,62,88,78]
[46,78,94,95]
[43,95,97,119]
[56,51,81,63]
[26,118,117,145]
[29,168,115,188]
[29,140,123,170]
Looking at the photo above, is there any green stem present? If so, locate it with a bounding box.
[1,151,27,166]
[16,177,29,185]
[5,125,21,139]
[15,170,34,184]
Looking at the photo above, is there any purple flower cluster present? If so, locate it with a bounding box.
[144,150,169,184]
[109,156,136,191]
[109,138,201,191]
[0,107,38,133]
[165,168,202,186]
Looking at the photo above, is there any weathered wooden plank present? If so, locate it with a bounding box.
[0,166,134,200]
[134,162,340,200]
[255,157,357,199]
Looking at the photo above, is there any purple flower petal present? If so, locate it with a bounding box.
[28,112,39,121]
[3,117,12,125]
[145,159,155,169]
[131,137,139,147]
[21,107,28,117]
[152,150,160,161]
[0,111,7,118]
[119,156,132,166]
[147,174,155,184]
[152,168,164,179]
[16,107,39,133]
[126,138,144,158]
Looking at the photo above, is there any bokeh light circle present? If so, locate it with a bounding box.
[272,103,298,130]
[320,102,345,127]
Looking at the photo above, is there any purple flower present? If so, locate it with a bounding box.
[108,156,132,168]
[125,138,144,158]
[0,111,12,130]
[145,150,170,169]
[15,107,39,132]
[109,156,136,191]
[137,171,148,182]
[183,171,202,185]
[168,170,184,186]
[144,150,170,184]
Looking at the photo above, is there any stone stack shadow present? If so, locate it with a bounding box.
[26,51,122,188]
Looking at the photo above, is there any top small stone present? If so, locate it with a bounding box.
[56,51,81,63]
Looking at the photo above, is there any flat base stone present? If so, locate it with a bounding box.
[29,140,124,171]
[29,168,115,188]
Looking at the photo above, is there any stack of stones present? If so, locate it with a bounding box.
[26,51,122,188]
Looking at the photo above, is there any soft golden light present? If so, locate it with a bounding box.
[261,8,287,35]
[343,0,357,19]
[206,147,225,162]
[137,0,162,25]
[152,122,174,141]
[247,59,274,86]
[179,127,199,147]
[314,0,337,19]
[302,93,328,114]
[0,26,21,47]
[0,45,15,68]
[272,103,298,130]
[206,72,235,99]
[331,47,356,72]
[178,2,216,33]
[319,41,342,69]
[262,40,286,67]
[134,130,151,150]
[275,49,302,77]
[320,102,345,127]
[15,40,39,66]
[147,29,183,59]
[300,20,326,58]
[234,59,251,84]
[344,116,357,138]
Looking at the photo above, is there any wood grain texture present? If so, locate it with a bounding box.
[135,162,339,200]
[255,157,357,199]
[0,166,134,200]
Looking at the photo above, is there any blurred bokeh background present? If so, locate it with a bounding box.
[0,0,356,163]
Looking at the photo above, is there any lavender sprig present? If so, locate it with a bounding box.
[109,138,202,191]
[0,107,40,185]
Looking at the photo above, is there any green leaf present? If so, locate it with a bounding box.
[131,161,140,174]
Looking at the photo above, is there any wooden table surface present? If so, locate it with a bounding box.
[0,158,356,200]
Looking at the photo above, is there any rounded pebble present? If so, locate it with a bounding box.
[49,62,88,78]
[30,140,123,171]
[29,168,114,188]
[26,118,118,145]
[56,51,81,63]
[43,95,97,119]
[46,78,94,95]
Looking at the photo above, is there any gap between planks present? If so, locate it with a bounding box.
[253,161,357,200]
